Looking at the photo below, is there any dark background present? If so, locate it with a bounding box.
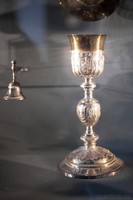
[0,0,132,199]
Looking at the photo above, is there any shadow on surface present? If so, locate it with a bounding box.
[52,181,132,197]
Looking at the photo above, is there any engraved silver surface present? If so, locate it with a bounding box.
[77,98,101,126]
[59,146,124,179]
[58,35,124,179]
[71,50,104,77]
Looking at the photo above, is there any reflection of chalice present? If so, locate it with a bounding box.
[58,34,124,179]
[59,0,120,21]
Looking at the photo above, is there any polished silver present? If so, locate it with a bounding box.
[3,60,28,101]
[58,34,124,179]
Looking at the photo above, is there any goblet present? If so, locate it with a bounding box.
[58,0,120,21]
[58,34,124,179]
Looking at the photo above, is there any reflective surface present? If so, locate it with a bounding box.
[0,0,132,199]
[4,81,25,100]
[59,146,124,179]
[3,61,27,100]
[59,0,120,21]
[69,34,106,51]
[59,35,124,178]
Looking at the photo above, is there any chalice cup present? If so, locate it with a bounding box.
[58,34,124,179]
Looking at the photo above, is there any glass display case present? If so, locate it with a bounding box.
[0,0,132,199]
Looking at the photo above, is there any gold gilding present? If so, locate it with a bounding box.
[58,34,124,179]
[68,34,106,51]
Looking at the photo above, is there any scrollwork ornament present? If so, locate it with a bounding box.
[71,50,104,77]
[77,98,101,126]
[59,34,124,179]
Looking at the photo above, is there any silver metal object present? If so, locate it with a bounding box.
[3,60,28,101]
[58,34,124,179]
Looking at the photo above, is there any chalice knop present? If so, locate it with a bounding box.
[58,34,124,179]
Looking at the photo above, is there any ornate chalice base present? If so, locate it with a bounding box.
[59,134,124,179]
[59,146,124,179]
[59,35,124,179]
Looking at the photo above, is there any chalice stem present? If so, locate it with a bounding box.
[82,77,96,136]
[58,34,124,179]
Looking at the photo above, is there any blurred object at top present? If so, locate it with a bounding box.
[58,0,120,21]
